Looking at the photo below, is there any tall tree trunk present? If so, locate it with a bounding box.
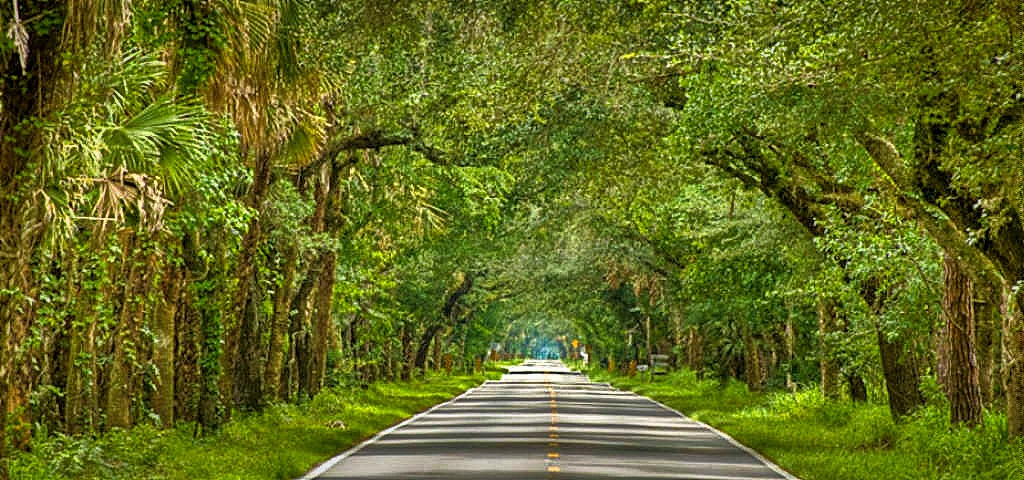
[153,261,182,428]
[194,275,224,435]
[233,280,265,410]
[1007,294,1024,439]
[877,329,924,420]
[223,152,273,411]
[105,232,142,429]
[290,256,323,399]
[65,252,98,435]
[175,288,201,423]
[414,325,444,373]
[974,275,1001,407]
[308,251,337,396]
[818,300,841,400]
[686,327,703,373]
[0,15,63,471]
[672,311,686,369]
[942,254,983,426]
[265,246,298,401]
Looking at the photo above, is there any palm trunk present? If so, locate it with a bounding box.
[105,232,141,429]
[65,252,96,435]
[175,287,201,423]
[153,261,182,428]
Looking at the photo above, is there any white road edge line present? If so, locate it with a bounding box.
[644,395,801,480]
[579,372,799,480]
[297,379,494,480]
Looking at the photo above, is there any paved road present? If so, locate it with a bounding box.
[302,360,797,480]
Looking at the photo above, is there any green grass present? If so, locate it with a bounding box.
[8,373,498,480]
[589,369,1022,480]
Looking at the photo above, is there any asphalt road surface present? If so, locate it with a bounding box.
[302,360,797,480]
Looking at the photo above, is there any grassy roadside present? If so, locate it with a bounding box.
[8,371,503,480]
[588,369,1023,480]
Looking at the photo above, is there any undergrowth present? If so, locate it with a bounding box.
[589,369,1021,480]
[7,372,497,480]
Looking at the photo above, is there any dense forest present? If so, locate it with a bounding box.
[0,1,1022,477]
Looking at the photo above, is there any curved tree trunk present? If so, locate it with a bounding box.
[414,325,444,373]
[415,272,476,372]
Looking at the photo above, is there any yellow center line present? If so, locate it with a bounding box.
[546,381,560,474]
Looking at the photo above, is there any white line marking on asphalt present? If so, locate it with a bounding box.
[644,395,801,480]
[297,384,483,480]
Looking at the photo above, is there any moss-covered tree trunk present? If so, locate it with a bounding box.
[153,261,182,428]
[309,251,337,396]
[0,4,65,472]
[1007,296,1024,439]
[265,246,298,401]
[105,231,144,429]
[973,275,1002,407]
[224,152,273,412]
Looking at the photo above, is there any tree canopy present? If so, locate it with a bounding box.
[0,1,1022,476]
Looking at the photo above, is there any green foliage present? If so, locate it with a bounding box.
[595,369,1018,480]
[7,374,492,480]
